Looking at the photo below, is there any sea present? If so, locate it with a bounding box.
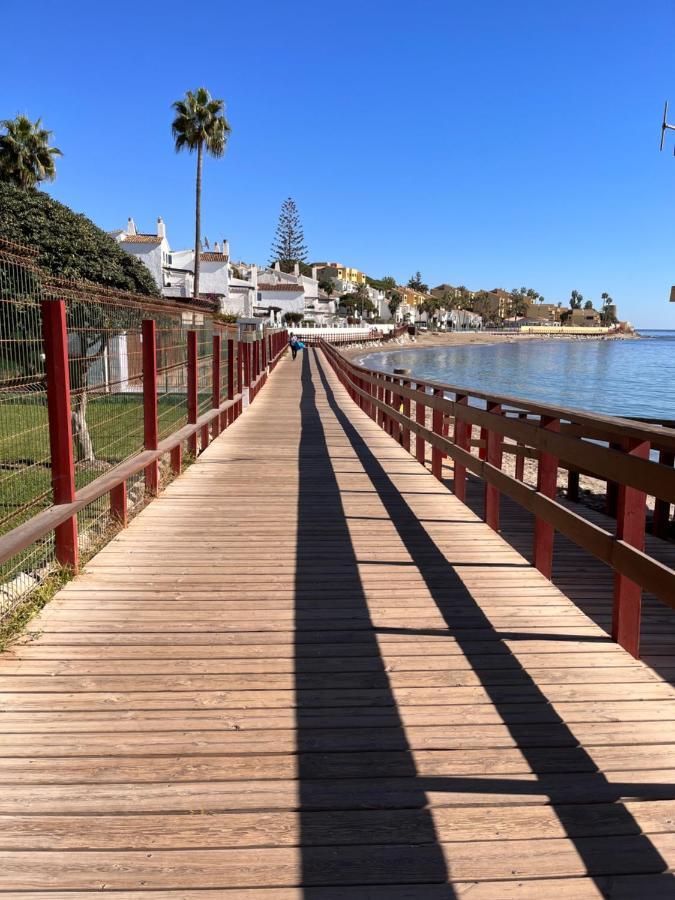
[357,331,675,420]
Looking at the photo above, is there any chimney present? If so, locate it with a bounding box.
[222,239,229,259]
[156,216,165,240]
[213,241,220,254]
[273,260,281,272]
[293,262,300,276]
[311,266,318,281]
[127,217,137,236]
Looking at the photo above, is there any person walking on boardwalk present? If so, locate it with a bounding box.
[289,333,305,361]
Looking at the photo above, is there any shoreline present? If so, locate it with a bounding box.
[341,329,638,364]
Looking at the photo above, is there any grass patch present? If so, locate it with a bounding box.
[0,566,71,652]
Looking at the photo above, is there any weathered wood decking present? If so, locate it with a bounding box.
[1,348,675,896]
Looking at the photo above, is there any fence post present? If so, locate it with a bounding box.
[483,402,502,531]
[243,339,251,388]
[236,336,243,411]
[110,483,127,528]
[401,380,411,453]
[431,388,443,480]
[187,330,198,456]
[212,334,221,437]
[533,416,560,579]
[416,385,426,465]
[453,394,470,502]
[142,319,159,495]
[653,449,674,537]
[170,443,182,477]
[612,438,650,658]
[41,299,78,571]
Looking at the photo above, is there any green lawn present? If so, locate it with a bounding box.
[0,391,206,538]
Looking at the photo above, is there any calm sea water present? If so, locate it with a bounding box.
[358,331,675,419]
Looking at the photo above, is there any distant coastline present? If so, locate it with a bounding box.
[343,328,638,365]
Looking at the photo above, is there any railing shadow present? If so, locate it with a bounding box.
[294,350,456,893]
[312,348,674,891]
[457,471,675,683]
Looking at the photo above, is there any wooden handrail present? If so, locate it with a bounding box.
[0,317,288,584]
[320,339,675,659]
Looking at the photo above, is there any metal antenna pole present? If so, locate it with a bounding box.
[660,100,675,153]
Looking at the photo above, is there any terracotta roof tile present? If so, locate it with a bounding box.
[258,282,304,292]
[200,252,229,261]
[123,234,161,244]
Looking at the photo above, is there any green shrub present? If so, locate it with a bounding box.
[0,183,159,295]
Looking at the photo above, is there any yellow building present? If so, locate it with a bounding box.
[313,262,367,286]
[399,286,428,308]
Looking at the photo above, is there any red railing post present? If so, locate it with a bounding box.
[453,394,470,502]
[401,379,411,453]
[416,385,426,464]
[187,330,198,456]
[484,402,502,531]
[236,336,243,402]
[533,416,560,579]
[612,438,650,658]
[41,299,78,570]
[227,336,235,417]
[431,388,443,480]
[243,339,251,388]
[142,319,159,495]
[212,334,221,437]
[377,378,385,428]
[170,443,182,477]
[110,482,127,527]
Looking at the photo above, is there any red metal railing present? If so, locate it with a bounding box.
[321,340,675,659]
[0,243,287,614]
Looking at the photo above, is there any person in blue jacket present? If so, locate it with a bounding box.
[289,333,305,361]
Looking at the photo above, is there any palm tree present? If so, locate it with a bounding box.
[0,115,62,189]
[171,88,231,299]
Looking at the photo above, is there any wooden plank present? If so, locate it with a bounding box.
[2,348,675,894]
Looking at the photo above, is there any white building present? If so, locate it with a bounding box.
[238,262,337,326]
[112,217,256,315]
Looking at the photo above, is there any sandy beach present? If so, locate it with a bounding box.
[341,328,635,362]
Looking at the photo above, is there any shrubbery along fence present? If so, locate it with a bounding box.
[0,238,286,617]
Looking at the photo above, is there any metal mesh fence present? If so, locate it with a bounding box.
[0,239,239,619]
[0,241,53,616]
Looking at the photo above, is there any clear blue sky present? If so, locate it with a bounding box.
[2,0,674,326]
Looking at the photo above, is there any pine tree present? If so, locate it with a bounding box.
[270,197,308,265]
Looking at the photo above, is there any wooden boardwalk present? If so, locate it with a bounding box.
[2,348,675,896]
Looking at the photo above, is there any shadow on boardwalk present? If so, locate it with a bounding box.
[291,348,674,894]
[295,350,455,893]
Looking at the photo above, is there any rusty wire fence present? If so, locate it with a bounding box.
[0,238,238,618]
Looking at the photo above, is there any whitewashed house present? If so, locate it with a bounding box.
[112,217,255,315]
[238,262,336,325]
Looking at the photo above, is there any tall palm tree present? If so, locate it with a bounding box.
[171,88,231,299]
[0,115,62,189]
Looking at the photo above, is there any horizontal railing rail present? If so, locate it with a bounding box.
[320,339,675,659]
[0,243,288,617]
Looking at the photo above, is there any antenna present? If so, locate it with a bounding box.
[660,100,675,154]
